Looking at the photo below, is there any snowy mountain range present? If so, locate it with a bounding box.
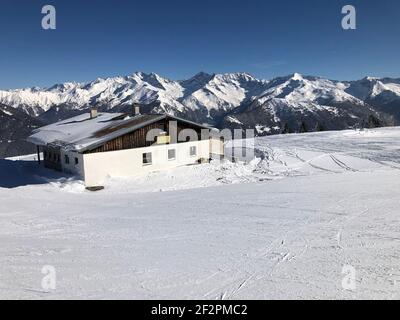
[0,71,400,157]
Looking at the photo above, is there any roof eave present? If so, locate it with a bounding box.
[28,113,217,153]
[76,114,216,153]
[74,114,167,153]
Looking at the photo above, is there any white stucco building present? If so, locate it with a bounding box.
[28,110,224,188]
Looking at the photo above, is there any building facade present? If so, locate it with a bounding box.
[29,111,224,187]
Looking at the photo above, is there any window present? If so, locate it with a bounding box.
[65,155,70,164]
[142,152,152,165]
[75,157,79,165]
[190,146,197,157]
[168,149,176,160]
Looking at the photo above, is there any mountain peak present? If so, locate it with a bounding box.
[187,71,214,82]
[179,72,215,91]
[291,73,303,80]
[193,71,212,78]
[364,76,380,81]
[232,72,257,81]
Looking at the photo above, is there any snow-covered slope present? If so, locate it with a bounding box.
[223,73,393,134]
[178,72,268,119]
[0,72,186,118]
[2,127,400,299]
[346,77,400,121]
[346,76,400,101]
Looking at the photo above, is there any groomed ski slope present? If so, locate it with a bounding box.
[1,127,400,299]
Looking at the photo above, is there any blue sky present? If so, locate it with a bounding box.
[0,0,399,88]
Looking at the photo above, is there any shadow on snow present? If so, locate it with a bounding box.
[0,159,75,188]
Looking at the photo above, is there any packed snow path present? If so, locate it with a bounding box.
[0,127,400,299]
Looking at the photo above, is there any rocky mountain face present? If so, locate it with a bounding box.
[346,77,400,122]
[0,72,269,126]
[0,71,399,157]
[221,73,395,134]
[0,104,45,158]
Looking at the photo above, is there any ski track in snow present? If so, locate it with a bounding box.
[1,127,400,299]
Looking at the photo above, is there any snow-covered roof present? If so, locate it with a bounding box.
[28,112,213,152]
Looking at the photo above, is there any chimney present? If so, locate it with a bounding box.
[133,104,140,116]
[90,108,98,119]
